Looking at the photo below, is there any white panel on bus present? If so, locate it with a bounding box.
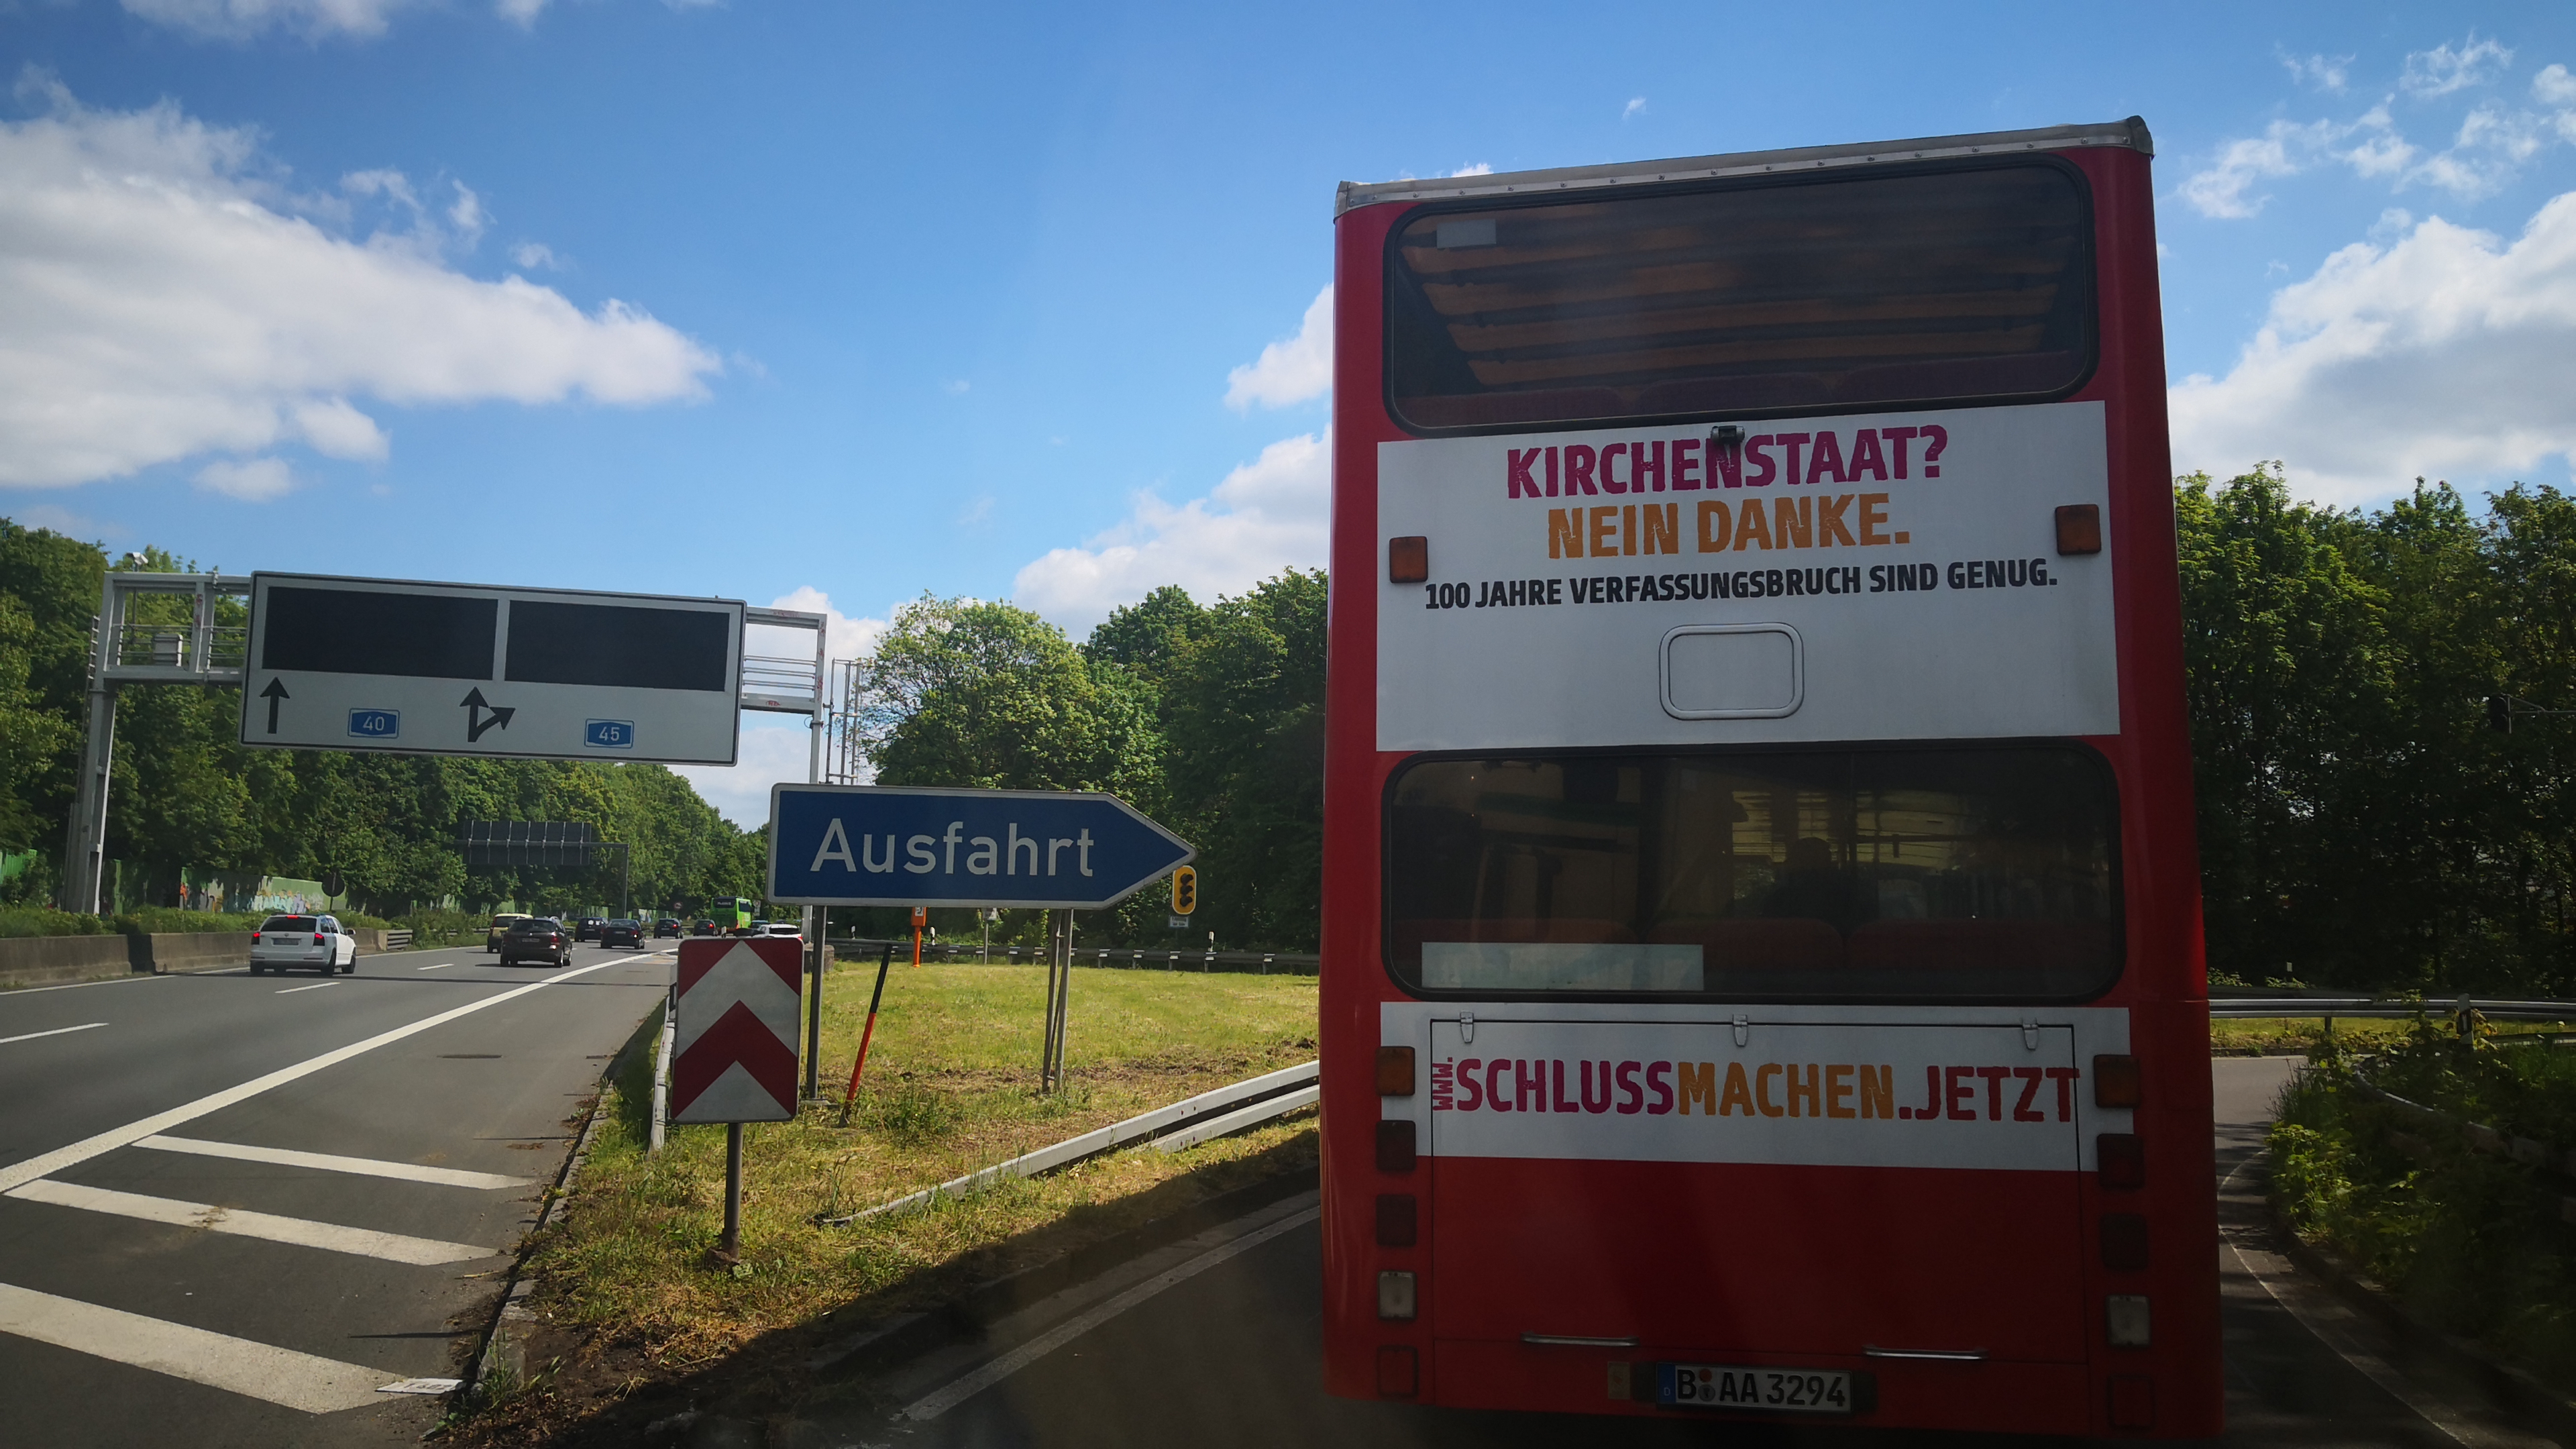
[1375,400,2118,751]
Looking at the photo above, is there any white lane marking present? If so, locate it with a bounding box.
[136,1134,535,1191]
[0,1280,394,1413]
[2220,1155,2487,1446]
[0,958,623,1195]
[414,964,450,971]
[5,1179,497,1266]
[0,975,171,996]
[0,1022,106,1046]
[378,1377,461,1395]
[900,1205,1320,1421]
[274,981,337,995]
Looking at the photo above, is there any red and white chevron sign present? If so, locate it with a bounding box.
[672,936,804,1124]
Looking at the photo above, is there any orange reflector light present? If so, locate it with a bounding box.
[2098,1132,2145,1190]
[2100,1212,2149,1271]
[1389,535,1429,584]
[1377,1193,1417,1248]
[2056,504,2102,555]
[1377,1045,1416,1095]
[1375,1118,1417,1173]
[1378,1270,1417,1321]
[2094,1053,2141,1108]
[1376,1344,1419,1397]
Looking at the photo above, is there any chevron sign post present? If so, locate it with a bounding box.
[672,936,804,1125]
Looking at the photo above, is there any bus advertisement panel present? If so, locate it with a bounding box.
[1320,119,2220,1438]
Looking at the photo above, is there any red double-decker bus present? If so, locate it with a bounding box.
[1320,119,2218,1436]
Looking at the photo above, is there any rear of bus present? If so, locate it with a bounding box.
[1320,119,2219,1436]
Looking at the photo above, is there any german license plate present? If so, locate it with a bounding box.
[1658,1362,1856,1413]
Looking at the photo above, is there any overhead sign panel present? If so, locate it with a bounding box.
[238,573,743,764]
[767,784,1193,910]
[671,936,803,1124]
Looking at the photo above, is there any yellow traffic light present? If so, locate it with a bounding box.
[1171,865,1197,916]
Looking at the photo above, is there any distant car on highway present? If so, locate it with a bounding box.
[484,913,529,953]
[250,914,356,976]
[600,919,645,948]
[692,919,718,936]
[653,918,682,938]
[757,921,803,941]
[573,916,606,943]
[499,917,572,968]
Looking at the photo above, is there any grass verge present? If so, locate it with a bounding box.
[460,962,1318,1440]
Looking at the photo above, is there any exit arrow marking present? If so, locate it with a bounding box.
[259,678,289,735]
[458,688,516,744]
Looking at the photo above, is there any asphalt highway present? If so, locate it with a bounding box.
[788,1057,2560,1448]
[0,938,672,1449]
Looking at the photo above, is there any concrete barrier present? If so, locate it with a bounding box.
[0,934,140,989]
[135,932,254,974]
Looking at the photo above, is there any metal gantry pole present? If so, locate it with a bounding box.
[62,578,121,915]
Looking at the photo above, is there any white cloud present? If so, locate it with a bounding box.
[672,718,818,828]
[759,586,887,667]
[496,0,547,24]
[120,0,417,38]
[193,456,295,502]
[1222,285,1332,411]
[1622,97,1646,121]
[2169,193,2576,505]
[944,378,971,395]
[2538,64,2576,107]
[2282,52,2354,93]
[2178,119,2332,217]
[1449,162,1493,176]
[2402,36,2512,98]
[0,85,719,491]
[509,241,560,271]
[1012,430,1329,632]
[445,181,486,245]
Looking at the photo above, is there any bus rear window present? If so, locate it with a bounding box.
[1384,161,2094,433]
[1385,747,2119,1002]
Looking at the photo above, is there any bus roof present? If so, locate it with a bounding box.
[1333,116,2153,217]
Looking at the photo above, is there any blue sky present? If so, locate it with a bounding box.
[8,0,2576,818]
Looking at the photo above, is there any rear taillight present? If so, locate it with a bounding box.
[312,933,325,945]
[2094,1054,2141,1108]
[250,934,260,943]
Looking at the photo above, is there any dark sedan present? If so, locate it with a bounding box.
[600,918,645,948]
[573,916,607,942]
[498,917,571,968]
[653,918,683,938]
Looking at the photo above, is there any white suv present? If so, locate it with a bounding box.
[250,914,357,976]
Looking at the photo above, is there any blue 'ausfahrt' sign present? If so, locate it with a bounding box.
[767,784,1192,910]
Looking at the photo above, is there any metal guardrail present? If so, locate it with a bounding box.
[2210,997,2576,1022]
[828,937,1320,975]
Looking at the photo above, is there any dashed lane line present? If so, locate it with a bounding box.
[6,1179,498,1267]
[134,1134,534,1191]
[0,957,624,1195]
[414,963,450,971]
[274,981,337,995]
[0,1280,394,1413]
[0,1023,105,1046]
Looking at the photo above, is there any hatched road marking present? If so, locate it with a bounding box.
[0,1022,105,1046]
[0,957,621,1195]
[136,1134,535,1191]
[0,1281,394,1413]
[5,1179,498,1266]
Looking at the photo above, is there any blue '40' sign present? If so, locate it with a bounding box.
[766,784,1193,910]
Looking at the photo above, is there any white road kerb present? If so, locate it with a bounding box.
[0,959,626,1196]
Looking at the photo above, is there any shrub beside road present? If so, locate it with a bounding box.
[2271,1024,2576,1394]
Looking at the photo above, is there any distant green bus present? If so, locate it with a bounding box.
[704,896,755,933]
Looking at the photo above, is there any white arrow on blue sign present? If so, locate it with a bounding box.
[766,784,1193,910]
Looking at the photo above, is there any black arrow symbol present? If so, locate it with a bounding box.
[459,687,516,743]
[259,678,289,735]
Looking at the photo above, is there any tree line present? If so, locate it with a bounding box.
[0,519,764,920]
[17,464,2576,986]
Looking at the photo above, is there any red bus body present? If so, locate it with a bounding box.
[1320,121,2220,1436]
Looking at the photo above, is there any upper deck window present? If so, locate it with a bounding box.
[1383,161,2095,433]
